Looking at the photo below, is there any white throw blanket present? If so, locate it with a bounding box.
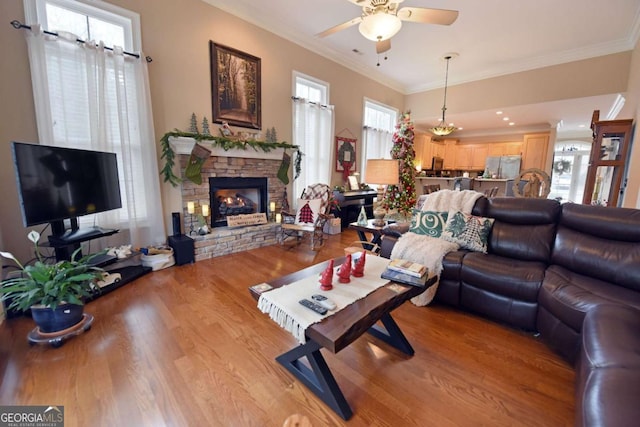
[420,189,482,214]
[391,189,483,306]
[257,255,390,343]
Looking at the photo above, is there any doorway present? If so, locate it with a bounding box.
[548,141,591,203]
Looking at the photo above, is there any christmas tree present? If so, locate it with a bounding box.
[201,117,211,135]
[189,113,199,133]
[383,111,417,219]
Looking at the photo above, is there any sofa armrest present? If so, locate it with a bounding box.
[379,235,398,259]
[382,222,410,238]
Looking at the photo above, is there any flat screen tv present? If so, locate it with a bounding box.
[11,142,122,239]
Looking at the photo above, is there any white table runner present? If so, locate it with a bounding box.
[257,255,390,343]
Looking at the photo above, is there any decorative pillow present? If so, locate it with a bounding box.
[409,209,448,238]
[441,211,495,253]
[295,198,322,225]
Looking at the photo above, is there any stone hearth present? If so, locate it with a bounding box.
[171,137,286,260]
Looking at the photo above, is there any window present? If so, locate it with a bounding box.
[295,76,327,104]
[23,0,164,247]
[26,0,139,50]
[361,99,397,179]
[292,72,334,202]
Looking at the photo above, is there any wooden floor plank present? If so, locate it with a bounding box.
[0,229,575,426]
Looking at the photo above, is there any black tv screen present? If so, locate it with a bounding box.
[11,142,122,227]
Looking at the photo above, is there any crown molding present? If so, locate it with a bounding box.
[200,0,407,93]
[201,0,640,96]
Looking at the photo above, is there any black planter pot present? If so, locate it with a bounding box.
[30,304,84,333]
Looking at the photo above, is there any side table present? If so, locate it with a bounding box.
[348,219,391,253]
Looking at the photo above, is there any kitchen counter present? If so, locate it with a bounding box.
[416,176,514,196]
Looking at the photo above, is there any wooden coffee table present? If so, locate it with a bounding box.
[249,257,436,420]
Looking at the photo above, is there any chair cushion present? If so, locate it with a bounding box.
[442,211,494,253]
[409,209,448,237]
[295,198,322,225]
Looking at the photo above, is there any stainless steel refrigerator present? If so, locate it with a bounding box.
[484,155,522,179]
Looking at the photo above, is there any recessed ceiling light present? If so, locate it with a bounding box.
[578,124,586,128]
[509,122,515,126]
[496,111,503,115]
[503,117,509,121]
[457,127,463,130]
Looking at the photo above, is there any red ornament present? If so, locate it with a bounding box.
[319,259,334,290]
[337,254,352,283]
[352,251,366,277]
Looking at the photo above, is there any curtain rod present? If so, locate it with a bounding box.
[291,96,330,109]
[10,20,152,63]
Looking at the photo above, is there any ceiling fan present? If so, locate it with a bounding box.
[316,0,459,54]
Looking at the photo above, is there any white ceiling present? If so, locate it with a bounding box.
[202,0,640,137]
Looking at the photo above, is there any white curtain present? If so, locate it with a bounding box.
[292,98,334,204]
[361,126,393,186]
[362,126,393,161]
[25,25,165,248]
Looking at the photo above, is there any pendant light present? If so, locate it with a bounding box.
[429,54,458,137]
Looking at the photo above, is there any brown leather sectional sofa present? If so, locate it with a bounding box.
[380,197,640,427]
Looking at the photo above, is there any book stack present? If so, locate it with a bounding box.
[381,259,429,287]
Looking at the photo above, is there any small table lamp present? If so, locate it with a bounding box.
[365,159,399,227]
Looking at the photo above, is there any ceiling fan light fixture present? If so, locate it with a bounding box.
[429,54,458,137]
[358,13,402,41]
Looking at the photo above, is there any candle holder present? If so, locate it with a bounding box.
[187,202,195,235]
[198,204,210,235]
[269,201,276,222]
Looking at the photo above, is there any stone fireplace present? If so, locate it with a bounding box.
[171,137,286,261]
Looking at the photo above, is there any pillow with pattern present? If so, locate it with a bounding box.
[295,198,322,225]
[409,209,449,238]
[441,211,495,253]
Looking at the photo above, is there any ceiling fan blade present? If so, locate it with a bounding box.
[376,38,391,54]
[397,7,459,25]
[315,16,362,38]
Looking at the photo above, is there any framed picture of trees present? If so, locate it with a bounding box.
[210,42,261,129]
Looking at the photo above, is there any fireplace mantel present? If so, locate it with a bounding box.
[169,136,285,160]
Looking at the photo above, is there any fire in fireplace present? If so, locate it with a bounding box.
[209,177,268,227]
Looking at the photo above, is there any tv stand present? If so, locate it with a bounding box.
[47,219,119,262]
[48,226,119,247]
[46,221,151,301]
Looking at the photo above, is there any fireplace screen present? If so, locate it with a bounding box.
[210,177,268,227]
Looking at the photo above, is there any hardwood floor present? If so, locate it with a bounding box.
[0,230,575,426]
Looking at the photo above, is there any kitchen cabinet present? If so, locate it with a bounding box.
[471,145,489,169]
[413,133,430,170]
[503,142,523,156]
[454,145,473,169]
[454,144,489,170]
[521,133,550,171]
[488,142,522,157]
[432,141,445,159]
[443,139,457,169]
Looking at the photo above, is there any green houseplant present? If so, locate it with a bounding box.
[0,231,105,333]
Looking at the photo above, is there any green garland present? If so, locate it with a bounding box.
[160,130,302,186]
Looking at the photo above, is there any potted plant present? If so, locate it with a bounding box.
[0,231,105,333]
